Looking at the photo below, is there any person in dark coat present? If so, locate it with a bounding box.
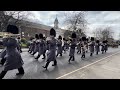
[35,33,44,60]
[101,40,108,54]
[85,38,89,53]
[68,32,77,63]
[42,37,47,59]
[31,34,39,55]
[77,38,82,54]
[42,28,57,70]
[81,43,86,59]
[16,36,22,53]
[81,37,86,59]
[88,37,95,56]
[56,35,62,57]
[95,40,100,55]
[104,40,108,53]
[28,37,34,53]
[62,38,67,53]
[0,25,24,79]
[30,38,36,54]
[0,48,6,66]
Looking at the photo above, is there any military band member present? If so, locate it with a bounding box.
[77,38,82,54]
[56,35,62,57]
[95,40,100,55]
[0,25,24,79]
[62,38,67,53]
[35,33,44,60]
[28,37,34,53]
[85,38,89,53]
[32,34,39,55]
[68,32,77,63]
[42,37,47,59]
[16,36,22,53]
[81,37,86,59]
[104,40,108,53]
[101,41,105,54]
[89,37,95,56]
[42,28,57,70]
[30,37,36,54]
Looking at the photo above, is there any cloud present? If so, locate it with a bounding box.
[26,11,120,40]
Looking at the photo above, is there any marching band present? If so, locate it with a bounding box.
[0,25,109,79]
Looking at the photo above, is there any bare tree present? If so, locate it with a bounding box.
[64,30,72,39]
[64,11,87,38]
[93,26,114,41]
[0,11,31,32]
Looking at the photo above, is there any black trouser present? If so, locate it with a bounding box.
[69,56,75,62]
[77,50,81,54]
[81,54,85,58]
[90,53,93,56]
[0,67,24,79]
[0,58,6,65]
[44,60,57,68]
[42,54,46,59]
[96,51,98,55]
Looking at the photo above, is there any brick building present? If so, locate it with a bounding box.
[18,17,65,40]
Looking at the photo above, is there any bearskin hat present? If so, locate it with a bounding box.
[43,37,46,40]
[17,37,20,39]
[79,38,82,41]
[91,37,94,41]
[86,38,89,42]
[63,38,65,41]
[50,28,56,37]
[105,40,108,43]
[58,35,62,40]
[71,32,76,38]
[35,34,39,39]
[103,41,106,43]
[82,37,86,41]
[39,33,43,39]
[96,40,99,43]
[7,25,19,34]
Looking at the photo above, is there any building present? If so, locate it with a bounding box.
[19,17,65,40]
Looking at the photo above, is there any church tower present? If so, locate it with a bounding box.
[54,15,59,29]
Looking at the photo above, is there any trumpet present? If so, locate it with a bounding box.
[3,33,20,38]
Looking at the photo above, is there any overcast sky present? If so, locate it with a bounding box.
[26,11,120,40]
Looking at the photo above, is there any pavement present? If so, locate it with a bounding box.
[0,47,120,79]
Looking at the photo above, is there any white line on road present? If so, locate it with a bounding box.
[56,51,120,79]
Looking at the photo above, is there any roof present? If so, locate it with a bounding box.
[10,17,67,31]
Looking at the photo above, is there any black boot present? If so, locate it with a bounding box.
[90,53,92,56]
[68,56,72,63]
[42,54,46,59]
[60,53,62,56]
[0,71,7,79]
[72,56,75,61]
[35,54,40,59]
[32,52,36,55]
[102,51,104,54]
[52,60,57,66]
[83,55,85,58]
[42,61,50,70]
[81,55,83,58]
[16,67,24,75]
[0,58,6,66]
[96,51,98,55]
[56,54,58,57]
[77,51,79,54]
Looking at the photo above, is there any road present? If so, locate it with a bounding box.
[0,47,120,79]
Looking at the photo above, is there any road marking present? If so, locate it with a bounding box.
[56,51,120,79]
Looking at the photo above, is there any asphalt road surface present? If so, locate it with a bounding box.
[0,47,120,79]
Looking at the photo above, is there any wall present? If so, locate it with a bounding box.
[20,26,49,40]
